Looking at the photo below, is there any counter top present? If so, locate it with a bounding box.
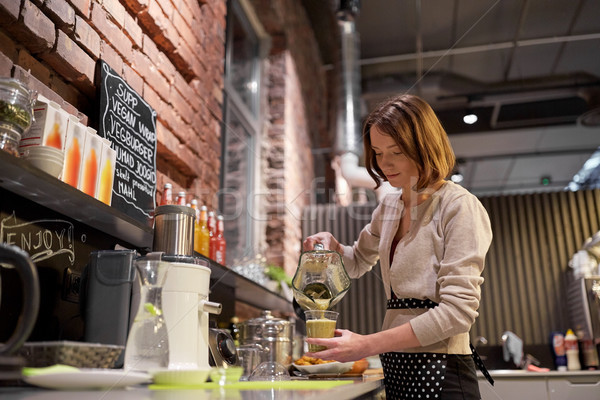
[1,378,384,400]
[478,369,600,379]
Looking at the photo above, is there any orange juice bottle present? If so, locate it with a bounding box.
[197,205,210,257]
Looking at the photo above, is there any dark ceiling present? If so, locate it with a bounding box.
[303,0,600,196]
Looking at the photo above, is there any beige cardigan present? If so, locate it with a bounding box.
[339,181,493,355]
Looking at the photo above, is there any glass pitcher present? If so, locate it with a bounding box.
[292,243,351,311]
[124,259,170,372]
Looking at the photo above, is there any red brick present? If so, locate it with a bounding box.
[122,63,144,95]
[157,51,175,84]
[123,12,143,49]
[155,0,173,19]
[142,80,166,116]
[0,51,13,76]
[173,72,196,105]
[132,48,170,102]
[172,8,197,51]
[68,0,91,17]
[174,0,193,27]
[142,33,160,64]
[91,3,132,62]
[122,0,148,14]
[170,87,194,124]
[44,0,76,30]
[137,0,164,40]
[17,49,51,85]
[152,13,178,54]
[74,15,100,58]
[102,0,126,28]
[0,0,20,25]
[99,40,123,75]
[0,30,18,62]
[13,1,55,54]
[48,75,88,115]
[41,30,95,91]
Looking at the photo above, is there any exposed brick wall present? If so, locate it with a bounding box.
[252,0,327,275]
[0,0,226,209]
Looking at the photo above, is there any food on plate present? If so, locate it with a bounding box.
[294,355,335,365]
[347,358,369,374]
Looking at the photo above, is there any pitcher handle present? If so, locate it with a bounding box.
[0,243,40,355]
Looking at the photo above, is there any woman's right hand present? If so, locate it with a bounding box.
[303,232,342,253]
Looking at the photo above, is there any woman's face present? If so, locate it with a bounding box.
[370,126,419,189]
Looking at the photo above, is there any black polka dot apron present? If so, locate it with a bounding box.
[381,298,494,399]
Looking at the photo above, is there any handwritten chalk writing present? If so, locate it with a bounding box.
[112,98,137,128]
[138,121,156,143]
[0,212,75,264]
[109,115,153,163]
[118,180,137,201]
[135,160,156,183]
[115,83,139,110]
[99,61,156,221]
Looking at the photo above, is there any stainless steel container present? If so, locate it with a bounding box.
[238,310,294,367]
[152,205,195,256]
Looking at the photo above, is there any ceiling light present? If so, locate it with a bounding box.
[451,172,464,183]
[463,113,478,125]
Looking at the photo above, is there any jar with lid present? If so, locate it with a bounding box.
[0,77,35,134]
[0,123,21,157]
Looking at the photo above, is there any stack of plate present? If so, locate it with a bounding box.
[21,146,64,178]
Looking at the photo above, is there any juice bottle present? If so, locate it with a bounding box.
[197,205,210,257]
[191,199,200,253]
[160,183,173,206]
[210,214,226,264]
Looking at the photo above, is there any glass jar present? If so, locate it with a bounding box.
[0,123,21,157]
[0,77,35,134]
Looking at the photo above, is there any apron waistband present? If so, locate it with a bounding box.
[386,297,494,386]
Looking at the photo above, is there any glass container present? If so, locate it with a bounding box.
[0,124,21,157]
[123,259,170,372]
[0,77,35,133]
[292,243,351,311]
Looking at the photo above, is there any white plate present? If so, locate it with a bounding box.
[23,369,151,390]
[292,361,354,375]
[151,368,211,385]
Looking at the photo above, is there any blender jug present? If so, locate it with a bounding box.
[292,243,351,311]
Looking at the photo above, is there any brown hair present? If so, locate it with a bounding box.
[363,94,456,190]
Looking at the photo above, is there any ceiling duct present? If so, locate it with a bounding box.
[334,0,395,200]
[334,0,362,156]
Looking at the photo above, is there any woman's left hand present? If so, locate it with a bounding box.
[304,329,372,362]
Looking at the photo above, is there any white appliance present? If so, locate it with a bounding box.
[162,261,222,370]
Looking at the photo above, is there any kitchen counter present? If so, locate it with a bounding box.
[0,378,384,400]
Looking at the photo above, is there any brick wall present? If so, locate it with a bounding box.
[0,0,226,209]
[252,0,328,275]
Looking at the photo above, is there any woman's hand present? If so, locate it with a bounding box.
[303,232,342,253]
[304,329,373,363]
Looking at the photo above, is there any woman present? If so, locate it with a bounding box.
[303,94,493,399]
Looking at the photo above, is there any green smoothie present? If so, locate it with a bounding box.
[306,318,336,352]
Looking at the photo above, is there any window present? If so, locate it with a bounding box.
[220,0,266,264]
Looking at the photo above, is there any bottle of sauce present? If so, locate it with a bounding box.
[551,332,567,371]
[565,329,582,371]
[160,183,172,206]
[176,191,187,206]
[197,205,210,257]
[210,214,226,264]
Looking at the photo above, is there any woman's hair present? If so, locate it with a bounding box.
[363,94,456,190]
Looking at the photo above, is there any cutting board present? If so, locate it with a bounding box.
[150,380,353,390]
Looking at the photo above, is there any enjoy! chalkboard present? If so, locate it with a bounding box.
[97,60,156,224]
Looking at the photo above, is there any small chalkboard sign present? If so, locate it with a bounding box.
[96,60,156,224]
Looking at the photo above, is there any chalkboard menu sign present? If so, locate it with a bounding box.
[97,60,156,224]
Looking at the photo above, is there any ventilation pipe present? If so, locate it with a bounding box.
[335,1,395,201]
